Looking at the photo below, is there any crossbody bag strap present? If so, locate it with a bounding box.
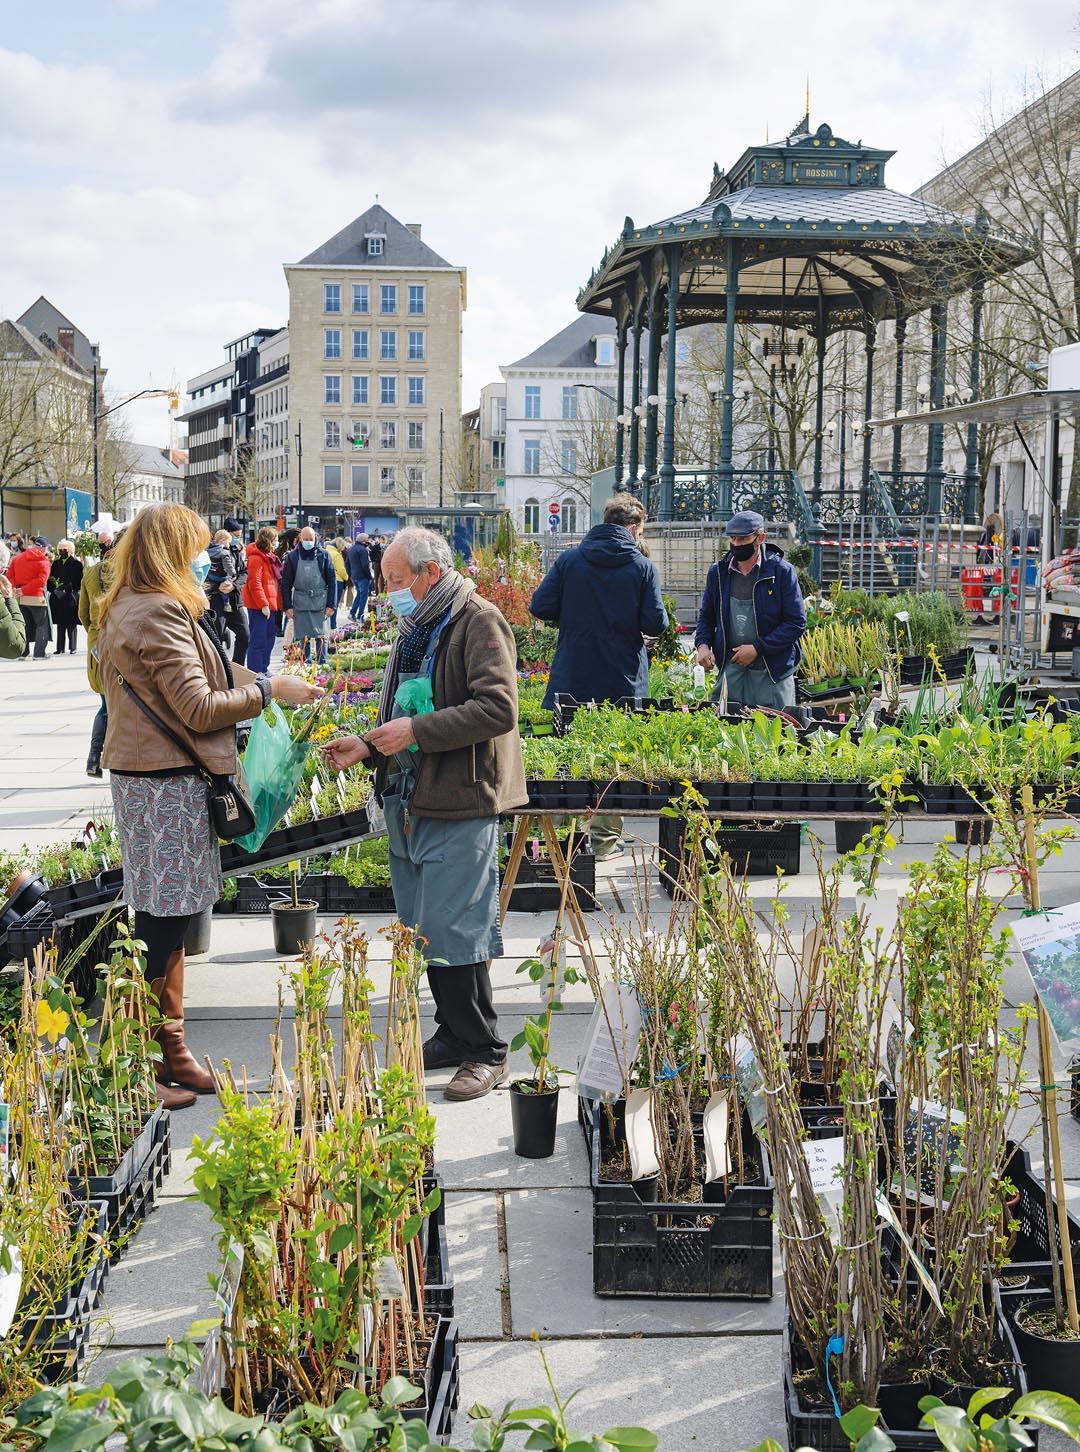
[117,674,213,782]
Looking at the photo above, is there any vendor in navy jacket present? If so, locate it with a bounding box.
[695,510,806,709]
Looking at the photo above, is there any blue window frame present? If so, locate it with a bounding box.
[524,385,541,420]
[323,282,341,313]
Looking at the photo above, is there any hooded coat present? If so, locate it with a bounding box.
[529,522,667,710]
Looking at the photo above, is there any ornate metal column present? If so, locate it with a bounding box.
[718,237,740,517]
[658,243,681,521]
[861,320,876,512]
[891,313,906,479]
[643,289,661,495]
[627,307,644,483]
[812,323,826,507]
[925,299,948,516]
[613,315,628,486]
[964,278,983,522]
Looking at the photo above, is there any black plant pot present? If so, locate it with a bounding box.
[835,819,873,854]
[183,906,213,957]
[877,1378,931,1432]
[1010,1297,1080,1395]
[270,900,318,955]
[954,815,992,845]
[510,1081,559,1159]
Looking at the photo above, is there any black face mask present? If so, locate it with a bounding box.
[730,541,757,563]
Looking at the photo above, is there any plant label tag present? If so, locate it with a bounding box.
[193,1325,223,1397]
[1011,902,1080,1057]
[732,1036,768,1133]
[214,1238,245,1325]
[875,1191,944,1315]
[0,1247,21,1339]
[575,982,641,1102]
[0,1102,8,1180]
[336,775,348,809]
[624,1087,661,1182]
[803,1135,845,1243]
[702,1092,732,1183]
[899,1099,966,1205]
[375,1254,406,1300]
[876,996,910,1091]
[366,797,386,835]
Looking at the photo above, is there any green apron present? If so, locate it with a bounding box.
[717,580,795,710]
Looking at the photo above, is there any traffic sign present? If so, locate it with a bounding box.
[548,502,561,514]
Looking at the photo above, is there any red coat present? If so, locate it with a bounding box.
[8,546,51,600]
[242,543,282,612]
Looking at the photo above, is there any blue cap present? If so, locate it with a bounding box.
[725,510,764,536]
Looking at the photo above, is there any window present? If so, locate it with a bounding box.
[493,396,506,435]
[324,328,341,359]
[597,391,616,420]
[560,497,578,533]
[408,376,425,406]
[351,463,370,495]
[324,375,341,405]
[407,465,425,494]
[380,420,397,449]
[491,439,505,469]
[379,329,397,360]
[366,234,384,256]
[380,284,397,314]
[380,376,397,406]
[324,282,342,313]
[523,497,540,534]
[352,329,369,360]
[380,465,397,494]
[323,463,342,493]
[408,420,424,450]
[596,336,614,365]
[351,375,369,406]
[408,330,425,361]
[524,438,541,475]
[324,418,341,449]
[561,440,578,474]
[408,284,425,315]
[524,385,541,420]
[350,421,370,447]
[562,385,578,420]
[352,283,369,313]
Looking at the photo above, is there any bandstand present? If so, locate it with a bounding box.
[576,118,1028,531]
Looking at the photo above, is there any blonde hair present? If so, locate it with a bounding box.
[255,525,278,551]
[100,503,210,626]
[213,528,232,545]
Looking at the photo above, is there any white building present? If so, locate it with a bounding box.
[500,315,620,536]
[253,327,290,520]
[123,444,185,513]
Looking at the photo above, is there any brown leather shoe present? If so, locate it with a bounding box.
[151,949,215,1095]
[155,1079,196,1110]
[443,1061,507,1102]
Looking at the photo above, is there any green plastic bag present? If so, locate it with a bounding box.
[234,701,312,852]
[394,677,435,753]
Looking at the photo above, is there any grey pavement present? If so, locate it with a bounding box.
[5,648,1080,1450]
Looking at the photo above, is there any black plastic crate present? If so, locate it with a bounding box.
[400,1315,459,1444]
[322,876,396,914]
[898,647,974,686]
[589,1115,773,1299]
[68,1104,169,1257]
[503,833,597,912]
[24,1202,110,1384]
[524,779,596,812]
[1002,1140,1080,1290]
[658,813,801,894]
[219,804,374,876]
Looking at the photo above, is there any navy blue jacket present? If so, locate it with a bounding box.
[530,523,668,710]
[281,545,337,611]
[347,540,372,583]
[695,542,806,682]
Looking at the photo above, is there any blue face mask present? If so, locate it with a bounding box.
[387,582,419,618]
[191,550,211,585]
[301,538,316,551]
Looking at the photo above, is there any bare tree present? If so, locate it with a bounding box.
[0,323,97,522]
[539,388,618,509]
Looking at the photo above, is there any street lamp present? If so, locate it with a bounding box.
[93,385,179,518]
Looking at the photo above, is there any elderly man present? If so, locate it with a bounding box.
[323,526,526,1101]
[695,509,806,710]
[281,526,337,663]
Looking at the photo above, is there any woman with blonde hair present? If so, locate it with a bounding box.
[98,504,322,1109]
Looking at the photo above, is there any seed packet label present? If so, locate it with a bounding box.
[375,1254,406,1300]
[214,1238,244,1323]
[702,1092,732,1183]
[0,1248,22,1339]
[875,1190,944,1315]
[877,996,909,1091]
[1011,902,1080,1057]
[898,1099,966,1206]
[624,1087,661,1182]
[732,1036,768,1134]
[575,982,641,1102]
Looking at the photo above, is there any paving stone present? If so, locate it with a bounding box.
[444,1191,504,1339]
[504,1187,783,1336]
[93,1197,220,1345]
[460,1334,786,1452]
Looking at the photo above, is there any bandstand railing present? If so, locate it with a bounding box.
[876,470,978,524]
[643,468,816,537]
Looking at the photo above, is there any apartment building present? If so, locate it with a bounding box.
[284,204,466,521]
[180,361,233,518]
[252,327,290,521]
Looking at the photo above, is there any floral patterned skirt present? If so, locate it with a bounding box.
[110,772,222,916]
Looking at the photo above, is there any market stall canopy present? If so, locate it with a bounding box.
[869,390,1080,430]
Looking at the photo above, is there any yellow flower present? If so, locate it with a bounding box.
[36,1001,69,1045]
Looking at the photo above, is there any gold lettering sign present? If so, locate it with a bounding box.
[793,162,847,184]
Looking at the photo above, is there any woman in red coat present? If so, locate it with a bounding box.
[242,526,282,673]
[8,534,53,659]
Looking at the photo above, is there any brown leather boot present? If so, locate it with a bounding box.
[150,949,214,1094]
[155,1080,196,1110]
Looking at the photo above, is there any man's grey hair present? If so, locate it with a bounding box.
[389,526,453,573]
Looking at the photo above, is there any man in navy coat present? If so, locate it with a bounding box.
[530,493,667,856]
[695,510,806,709]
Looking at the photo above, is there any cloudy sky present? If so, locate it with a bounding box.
[1,0,1077,446]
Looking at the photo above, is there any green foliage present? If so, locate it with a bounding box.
[654,594,682,662]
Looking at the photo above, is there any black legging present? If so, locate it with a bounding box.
[133,910,190,981]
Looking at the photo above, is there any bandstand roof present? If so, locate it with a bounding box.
[577,121,1029,335]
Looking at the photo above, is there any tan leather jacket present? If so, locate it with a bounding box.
[99,588,264,774]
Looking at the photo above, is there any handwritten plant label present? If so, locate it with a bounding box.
[802,1134,845,1241]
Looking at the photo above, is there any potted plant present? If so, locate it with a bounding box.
[270,863,318,955]
[510,934,578,1158]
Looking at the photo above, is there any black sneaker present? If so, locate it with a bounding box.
[423,1034,465,1071]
